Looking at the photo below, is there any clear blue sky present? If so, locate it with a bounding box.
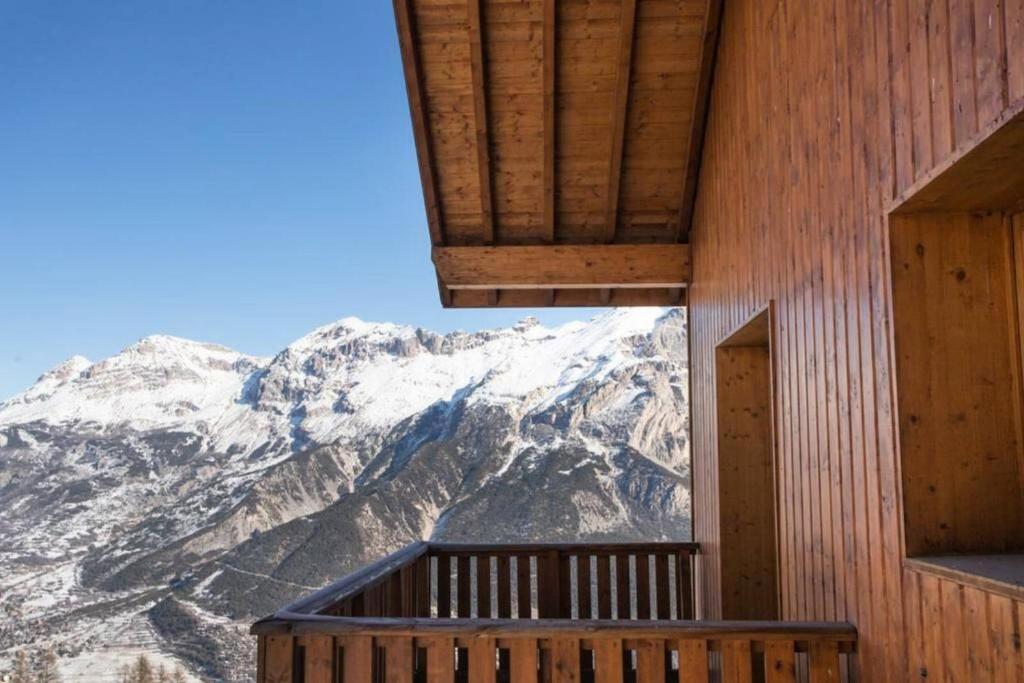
[0,1,600,400]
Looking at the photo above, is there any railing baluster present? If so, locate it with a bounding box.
[721,640,752,683]
[578,554,592,619]
[339,636,374,683]
[654,555,669,620]
[764,641,796,683]
[517,555,532,619]
[458,555,472,618]
[677,640,709,683]
[635,640,664,683]
[636,554,651,620]
[497,555,512,618]
[437,555,451,618]
[382,637,414,683]
[509,640,538,683]
[469,639,498,683]
[596,555,612,619]
[477,555,492,618]
[423,637,455,683]
[614,553,630,619]
[551,639,580,683]
[299,635,333,683]
[264,635,293,683]
[809,641,840,683]
[592,640,623,683]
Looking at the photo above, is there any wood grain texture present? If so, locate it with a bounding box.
[396,0,714,306]
[688,0,1023,680]
[432,245,689,289]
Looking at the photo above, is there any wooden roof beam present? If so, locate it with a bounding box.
[676,0,723,243]
[542,0,556,243]
[432,244,690,290]
[604,0,638,244]
[394,0,444,246]
[466,0,494,244]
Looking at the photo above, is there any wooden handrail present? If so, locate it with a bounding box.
[254,615,855,642]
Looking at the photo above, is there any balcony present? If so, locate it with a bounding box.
[252,542,856,683]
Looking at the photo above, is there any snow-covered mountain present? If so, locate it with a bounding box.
[0,308,690,681]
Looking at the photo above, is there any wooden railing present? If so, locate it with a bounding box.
[252,542,857,683]
[300,542,699,622]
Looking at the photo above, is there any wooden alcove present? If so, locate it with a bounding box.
[714,305,780,620]
[889,101,1024,593]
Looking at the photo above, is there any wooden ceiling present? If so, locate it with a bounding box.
[395,0,721,307]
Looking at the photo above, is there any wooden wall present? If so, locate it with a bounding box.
[687,0,1024,680]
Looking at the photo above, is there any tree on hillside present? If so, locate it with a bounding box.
[9,650,31,683]
[37,646,61,683]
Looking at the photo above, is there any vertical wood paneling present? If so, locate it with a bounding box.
[689,0,1021,680]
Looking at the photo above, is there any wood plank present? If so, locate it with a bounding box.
[394,0,444,244]
[424,637,456,683]
[550,638,580,683]
[466,0,495,245]
[676,639,709,683]
[634,640,664,683]
[763,640,796,683]
[340,636,374,683]
[265,636,292,683]
[890,102,1024,213]
[676,0,723,242]
[383,636,414,683]
[591,639,623,683]
[509,639,539,683]
[256,635,266,683]
[604,0,637,243]
[807,641,839,683]
[432,244,690,290]
[469,639,497,683]
[300,635,333,683]
[720,640,752,683]
[542,0,555,243]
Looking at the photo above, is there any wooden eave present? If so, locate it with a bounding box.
[394,0,722,308]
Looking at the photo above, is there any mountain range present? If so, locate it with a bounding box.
[0,308,690,681]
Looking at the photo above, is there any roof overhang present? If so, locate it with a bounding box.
[395,0,721,307]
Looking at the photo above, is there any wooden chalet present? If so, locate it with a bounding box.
[253,0,1024,681]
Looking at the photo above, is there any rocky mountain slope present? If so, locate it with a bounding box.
[0,308,690,680]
